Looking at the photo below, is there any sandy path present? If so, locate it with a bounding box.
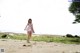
[0,39,80,53]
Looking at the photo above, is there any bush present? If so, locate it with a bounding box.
[62,36,65,37]
[1,34,7,38]
[66,34,74,38]
[74,35,80,38]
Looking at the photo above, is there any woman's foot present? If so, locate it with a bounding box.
[27,40,30,43]
[27,41,30,43]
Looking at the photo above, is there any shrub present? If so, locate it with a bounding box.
[74,35,80,38]
[1,34,7,38]
[66,34,74,38]
[62,36,65,37]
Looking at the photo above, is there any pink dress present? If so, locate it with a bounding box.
[26,24,33,34]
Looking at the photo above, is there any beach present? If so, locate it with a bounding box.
[0,39,80,53]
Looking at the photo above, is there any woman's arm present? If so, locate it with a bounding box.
[32,24,35,33]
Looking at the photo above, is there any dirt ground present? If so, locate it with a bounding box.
[0,39,80,53]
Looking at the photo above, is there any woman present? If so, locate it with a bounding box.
[24,18,35,43]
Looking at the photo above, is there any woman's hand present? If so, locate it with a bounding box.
[24,28,26,30]
[33,30,35,33]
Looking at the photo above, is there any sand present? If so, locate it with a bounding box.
[0,39,80,53]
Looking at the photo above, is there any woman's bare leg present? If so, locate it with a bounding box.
[27,32,32,43]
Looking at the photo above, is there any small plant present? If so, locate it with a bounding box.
[74,35,79,38]
[66,34,74,38]
[1,34,7,38]
[62,36,65,37]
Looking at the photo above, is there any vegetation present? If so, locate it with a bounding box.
[32,35,80,44]
[66,34,74,37]
[0,33,80,44]
[69,2,80,23]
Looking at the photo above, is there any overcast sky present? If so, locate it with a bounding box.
[0,0,80,35]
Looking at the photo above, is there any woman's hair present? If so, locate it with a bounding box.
[28,18,32,24]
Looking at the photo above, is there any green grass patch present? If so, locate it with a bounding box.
[0,33,80,44]
[32,35,80,44]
